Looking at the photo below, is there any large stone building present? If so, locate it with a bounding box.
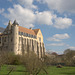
[0,20,45,58]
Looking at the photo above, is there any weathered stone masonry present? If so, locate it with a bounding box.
[0,20,45,58]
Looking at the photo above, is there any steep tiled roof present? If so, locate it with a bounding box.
[33,29,40,35]
[19,26,36,35]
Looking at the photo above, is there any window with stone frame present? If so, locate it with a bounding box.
[34,35,37,39]
[11,37,13,42]
[21,32,23,35]
[19,32,21,35]
[24,33,26,36]
[26,33,28,37]
[31,35,33,38]
[39,37,41,42]
[28,34,30,37]
[2,37,4,42]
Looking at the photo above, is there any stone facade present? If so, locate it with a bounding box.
[0,20,45,58]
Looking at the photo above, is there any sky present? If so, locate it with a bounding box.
[0,0,75,54]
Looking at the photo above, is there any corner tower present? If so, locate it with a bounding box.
[12,20,19,54]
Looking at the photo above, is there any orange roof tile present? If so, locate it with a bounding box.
[19,26,36,35]
[33,29,40,35]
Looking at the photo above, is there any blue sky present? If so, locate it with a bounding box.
[0,0,75,54]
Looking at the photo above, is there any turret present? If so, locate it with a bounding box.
[8,20,12,30]
[12,20,19,54]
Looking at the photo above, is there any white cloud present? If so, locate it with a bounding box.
[2,1,72,29]
[39,0,75,13]
[47,33,70,42]
[18,0,37,9]
[0,8,5,14]
[47,43,65,46]
[3,4,57,28]
[3,4,35,28]
[54,17,72,29]
[53,33,70,39]
[47,37,61,42]
[35,11,55,25]
[69,46,75,50]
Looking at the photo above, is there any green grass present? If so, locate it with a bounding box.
[0,65,26,75]
[0,65,75,75]
[46,66,75,75]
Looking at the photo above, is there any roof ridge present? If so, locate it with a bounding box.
[19,26,33,31]
[19,26,36,35]
[33,29,40,30]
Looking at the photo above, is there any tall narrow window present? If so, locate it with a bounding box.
[19,32,21,35]
[4,37,7,42]
[24,33,26,36]
[0,37,1,44]
[11,38,13,42]
[21,32,23,35]
[39,37,41,42]
[26,33,28,37]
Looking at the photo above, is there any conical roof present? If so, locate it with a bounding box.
[13,20,19,25]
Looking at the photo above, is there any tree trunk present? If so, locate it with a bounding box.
[7,69,13,75]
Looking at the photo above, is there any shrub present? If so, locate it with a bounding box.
[56,64,62,68]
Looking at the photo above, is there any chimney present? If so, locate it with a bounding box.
[29,27,32,30]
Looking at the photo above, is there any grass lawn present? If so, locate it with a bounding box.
[0,65,75,75]
[46,66,75,75]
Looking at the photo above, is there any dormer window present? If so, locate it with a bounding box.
[31,35,33,38]
[28,34,30,37]
[21,32,23,35]
[26,33,28,37]
[33,35,35,38]
[19,32,21,35]
[24,33,26,36]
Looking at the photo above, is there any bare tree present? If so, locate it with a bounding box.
[0,51,18,74]
[20,50,48,75]
[64,49,75,66]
